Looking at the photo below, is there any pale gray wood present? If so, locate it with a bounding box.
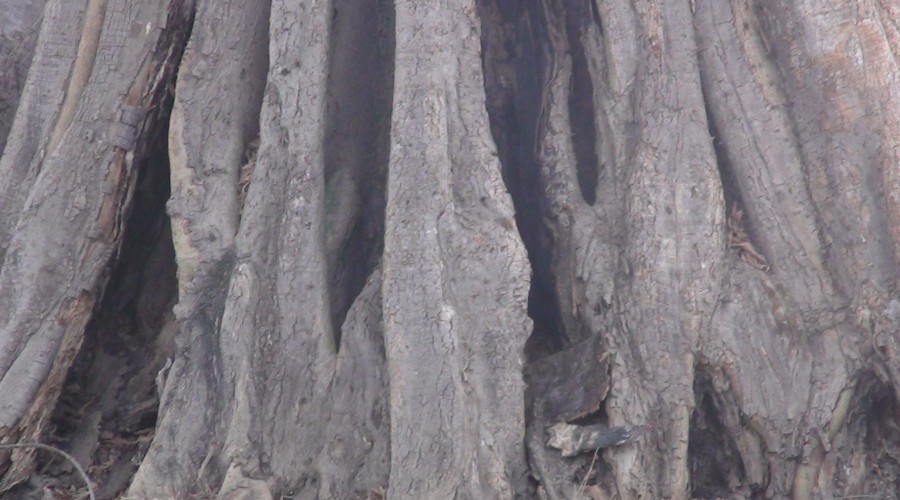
[132,0,395,497]
[312,268,389,499]
[0,0,176,489]
[383,1,531,497]
[477,0,898,498]
[128,0,274,495]
[693,1,900,497]
[0,0,896,498]
[0,0,45,155]
[595,1,725,496]
[0,0,80,261]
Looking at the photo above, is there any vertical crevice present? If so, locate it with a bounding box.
[699,76,770,271]
[323,0,394,350]
[12,4,196,497]
[564,0,598,207]
[833,372,900,498]
[478,0,569,359]
[688,366,748,498]
[236,0,271,226]
[701,90,743,222]
[35,88,179,500]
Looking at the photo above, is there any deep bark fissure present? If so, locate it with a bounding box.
[564,0,599,207]
[3,4,195,495]
[688,366,751,499]
[35,143,177,499]
[479,3,626,496]
[699,89,740,214]
[478,0,568,359]
[698,75,770,268]
[323,0,394,350]
[836,372,900,497]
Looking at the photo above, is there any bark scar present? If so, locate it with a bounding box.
[727,203,770,271]
[110,105,145,151]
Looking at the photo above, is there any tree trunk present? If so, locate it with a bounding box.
[0,0,897,498]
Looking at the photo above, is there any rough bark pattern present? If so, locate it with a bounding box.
[0,0,82,261]
[693,1,900,497]
[132,0,394,497]
[0,0,177,489]
[313,268,390,499]
[128,0,269,495]
[382,1,532,497]
[524,2,723,497]
[0,0,44,155]
[0,0,897,498]
[479,1,721,497]
[479,1,898,498]
[596,2,725,496]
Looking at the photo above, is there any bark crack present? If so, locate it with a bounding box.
[477,0,569,360]
[698,69,771,272]
[323,0,394,350]
[3,3,196,495]
[564,0,599,207]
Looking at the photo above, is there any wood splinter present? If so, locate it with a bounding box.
[547,422,650,457]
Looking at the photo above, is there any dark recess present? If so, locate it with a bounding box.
[688,367,750,499]
[36,114,178,499]
[564,0,599,206]
[13,4,196,497]
[698,75,742,213]
[477,0,569,358]
[837,372,900,497]
[323,0,394,351]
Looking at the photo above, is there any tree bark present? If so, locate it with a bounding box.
[0,0,189,489]
[0,0,897,499]
[381,2,531,497]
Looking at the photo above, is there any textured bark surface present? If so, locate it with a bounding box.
[0,0,45,155]
[0,0,897,499]
[0,0,189,491]
[131,0,395,497]
[382,2,531,497]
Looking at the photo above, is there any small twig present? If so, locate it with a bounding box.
[0,442,95,500]
[575,447,600,499]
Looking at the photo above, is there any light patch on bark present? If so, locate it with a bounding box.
[166,99,200,284]
[47,0,107,153]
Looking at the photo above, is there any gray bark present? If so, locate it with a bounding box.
[0,0,897,499]
[132,0,396,497]
[381,1,531,497]
[0,0,45,156]
[0,0,184,489]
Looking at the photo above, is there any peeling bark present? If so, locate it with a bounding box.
[0,0,188,491]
